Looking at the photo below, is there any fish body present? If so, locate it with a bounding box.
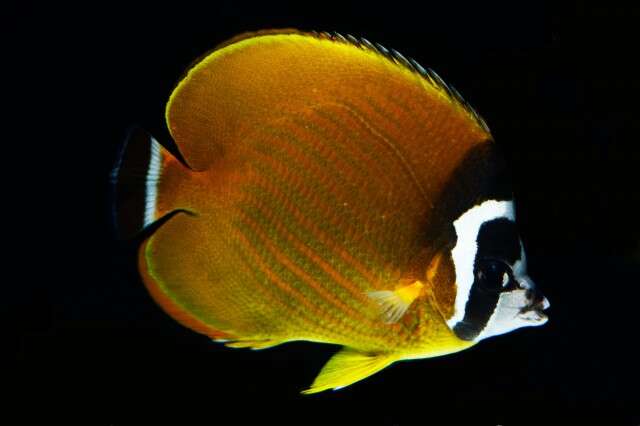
[113,30,549,393]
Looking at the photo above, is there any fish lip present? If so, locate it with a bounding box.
[518,297,550,323]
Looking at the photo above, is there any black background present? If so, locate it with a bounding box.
[7,1,640,424]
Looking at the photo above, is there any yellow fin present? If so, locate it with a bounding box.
[302,348,395,394]
[367,280,424,323]
[222,338,282,350]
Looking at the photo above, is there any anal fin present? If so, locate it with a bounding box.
[302,348,396,394]
[222,338,283,350]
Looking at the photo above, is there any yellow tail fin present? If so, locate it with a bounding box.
[302,348,396,394]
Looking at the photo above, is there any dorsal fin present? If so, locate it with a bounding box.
[170,29,490,142]
[309,30,491,133]
[166,29,492,170]
[175,28,307,82]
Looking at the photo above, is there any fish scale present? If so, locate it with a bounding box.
[234,165,386,343]
[246,120,391,270]
[232,186,400,346]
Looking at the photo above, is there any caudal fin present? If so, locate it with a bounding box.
[111,127,173,239]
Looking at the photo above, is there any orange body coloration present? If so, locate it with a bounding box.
[136,30,492,392]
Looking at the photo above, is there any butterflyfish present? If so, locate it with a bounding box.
[113,29,550,394]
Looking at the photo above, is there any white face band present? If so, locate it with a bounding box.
[447,199,515,328]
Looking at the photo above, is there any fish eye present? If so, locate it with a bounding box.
[475,259,514,293]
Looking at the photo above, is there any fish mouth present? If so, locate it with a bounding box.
[518,296,550,323]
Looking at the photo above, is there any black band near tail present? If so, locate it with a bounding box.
[111,126,161,239]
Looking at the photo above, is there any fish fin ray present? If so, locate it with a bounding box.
[223,338,283,350]
[312,31,491,134]
[302,348,395,394]
[367,280,424,324]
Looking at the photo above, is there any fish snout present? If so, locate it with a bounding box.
[519,285,550,324]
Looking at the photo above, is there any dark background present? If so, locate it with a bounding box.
[7,1,640,424]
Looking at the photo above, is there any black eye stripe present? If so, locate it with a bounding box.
[477,257,520,288]
[453,290,500,340]
[453,260,505,340]
[453,219,523,341]
[476,218,521,264]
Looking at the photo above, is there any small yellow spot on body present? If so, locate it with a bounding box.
[426,251,443,283]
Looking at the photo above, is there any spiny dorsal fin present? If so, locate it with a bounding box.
[173,29,490,150]
[367,280,425,323]
[310,30,490,134]
[302,348,396,394]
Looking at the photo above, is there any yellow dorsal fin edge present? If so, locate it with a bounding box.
[166,29,491,137]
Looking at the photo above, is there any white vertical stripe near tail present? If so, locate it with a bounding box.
[143,137,163,227]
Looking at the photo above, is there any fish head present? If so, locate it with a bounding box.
[444,199,550,342]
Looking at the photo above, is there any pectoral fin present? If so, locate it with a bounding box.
[367,280,424,323]
[302,348,396,394]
